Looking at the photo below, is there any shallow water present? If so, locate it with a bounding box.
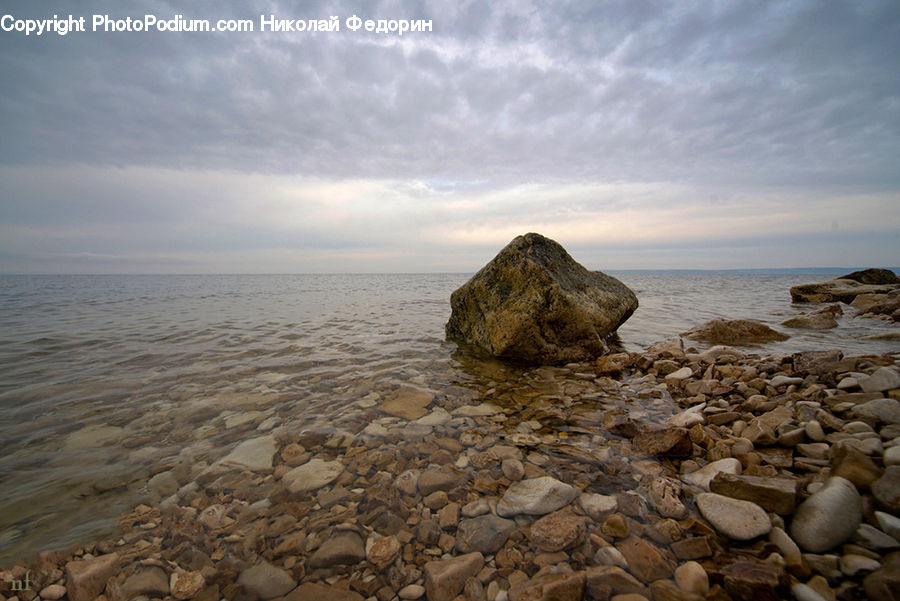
[0,271,896,561]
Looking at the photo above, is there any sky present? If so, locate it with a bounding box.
[1,0,898,273]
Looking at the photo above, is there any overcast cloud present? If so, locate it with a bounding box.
[1,0,898,272]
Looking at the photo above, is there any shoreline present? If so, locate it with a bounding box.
[2,340,898,601]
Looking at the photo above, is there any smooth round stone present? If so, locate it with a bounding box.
[790,477,861,552]
[281,458,343,494]
[791,583,829,601]
[496,476,578,517]
[696,493,772,540]
[674,561,709,595]
[885,445,900,467]
[398,584,426,599]
[39,585,67,600]
[805,421,825,442]
[769,527,801,557]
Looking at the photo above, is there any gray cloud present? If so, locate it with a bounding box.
[0,0,898,272]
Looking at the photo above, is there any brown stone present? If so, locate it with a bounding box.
[709,472,798,514]
[585,566,646,597]
[380,387,433,420]
[832,443,884,490]
[424,552,484,601]
[367,535,401,570]
[614,536,674,582]
[632,428,692,457]
[310,532,366,568]
[681,319,789,345]
[284,583,364,601]
[508,571,586,601]
[527,511,586,552]
[417,469,461,495]
[123,567,170,598]
[670,536,714,560]
[720,560,789,601]
[172,571,205,600]
[602,409,640,438]
[65,553,119,601]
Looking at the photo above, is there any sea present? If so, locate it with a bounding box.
[0,270,897,562]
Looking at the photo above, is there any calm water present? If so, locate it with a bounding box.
[0,271,897,561]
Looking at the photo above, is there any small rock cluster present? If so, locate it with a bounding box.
[1,341,899,601]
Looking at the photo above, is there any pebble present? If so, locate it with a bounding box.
[673,561,709,595]
[496,476,578,517]
[681,458,742,490]
[398,584,426,599]
[38,585,66,600]
[281,458,343,493]
[696,493,772,540]
[790,477,862,552]
[237,562,296,600]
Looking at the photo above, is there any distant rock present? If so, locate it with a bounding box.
[446,233,638,364]
[682,318,788,345]
[790,269,899,304]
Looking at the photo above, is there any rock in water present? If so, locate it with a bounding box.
[682,318,788,345]
[790,476,861,552]
[445,233,637,364]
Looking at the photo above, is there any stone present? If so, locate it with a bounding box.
[445,233,638,363]
[632,428,691,457]
[603,409,641,438]
[172,571,205,600]
[667,406,706,428]
[65,553,119,601]
[282,458,343,494]
[398,584,425,600]
[876,510,900,540]
[123,567,170,598]
[781,313,837,329]
[614,536,674,582]
[832,443,883,489]
[424,552,484,601]
[681,458,742,490]
[496,476,579,517]
[508,571,585,601]
[790,477,862,552]
[381,387,433,420]
[647,477,687,519]
[456,515,517,554]
[863,551,900,601]
[594,547,629,569]
[709,472,798,514]
[696,493,771,540]
[674,562,709,595]
[394,469,420,495]
[790,583,829,601]
[418,469,461,495]
[720,559,788,601]
[367,535,401,570]
[681,319,788,345]
[840,554,881,576]
[670,536,713,560]
[38,585,67,600]
[284,583,363,601]
[841,268,900,285]
[790,275,899,304]
[601,513,630,538]
[851,398,900,425]
[873,466,900,512]
[885,446,900,467]
[860,367,900,393]
[585,566,646,597]
[238,562,296,600]
[527,511,586,552]
[502,458,526,481]
[310,532,365,568]
[215,436,276,472]
[578,492,617,520]
[665,367,693,387]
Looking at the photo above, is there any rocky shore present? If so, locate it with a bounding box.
[2,339,898,601]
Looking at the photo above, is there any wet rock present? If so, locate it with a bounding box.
[39,585,67,601]
[681,319,789,345]
[614,536,674,582]
[863,551,900,601]
[238,561,296,600]
[508,571,585,601]
[64,552,119,601]
[310,532,365,568]
[648,477,687,519]
[215,435,276,472]
[832,443,883,490]
[585,566,646,597]
[681,458,742,490]
[496,476,579,517]
[445,233,638,363]
[123,567,170,598]
[282,458,343,494]
[398,584,425,600]
[171,571,205,600]
[851,398,900,425]
[502,458,525,481]
[456,515,517,554]
[602,409,640,438]
[527,510,586,552]
[840,554,881,576]
[781,313,837,330]
[790,274,899,304]
[418,469,461,495]
[721,559,788,601]
[873,466,900,512]
[790,477,862,552]
[286,583,363,601]
[633,428,692,457]
[578,492,617,520]
[601,513,630,539]
[381,387,433,420]
[709,472,798,514]
[696,493,771,540]
[367,535,401,570]
[674,561,709,595]
[424,552,484,601]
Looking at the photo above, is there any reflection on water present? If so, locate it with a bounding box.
[0,271,896,560]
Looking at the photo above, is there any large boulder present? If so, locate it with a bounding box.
[446,233,638,364]
[790,269,899,304]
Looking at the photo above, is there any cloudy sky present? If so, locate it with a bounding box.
[1,0,898,273]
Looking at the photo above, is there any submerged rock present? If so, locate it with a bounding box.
[681,318,789,345]
[790,269,899,303]
[445,233,637,364]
